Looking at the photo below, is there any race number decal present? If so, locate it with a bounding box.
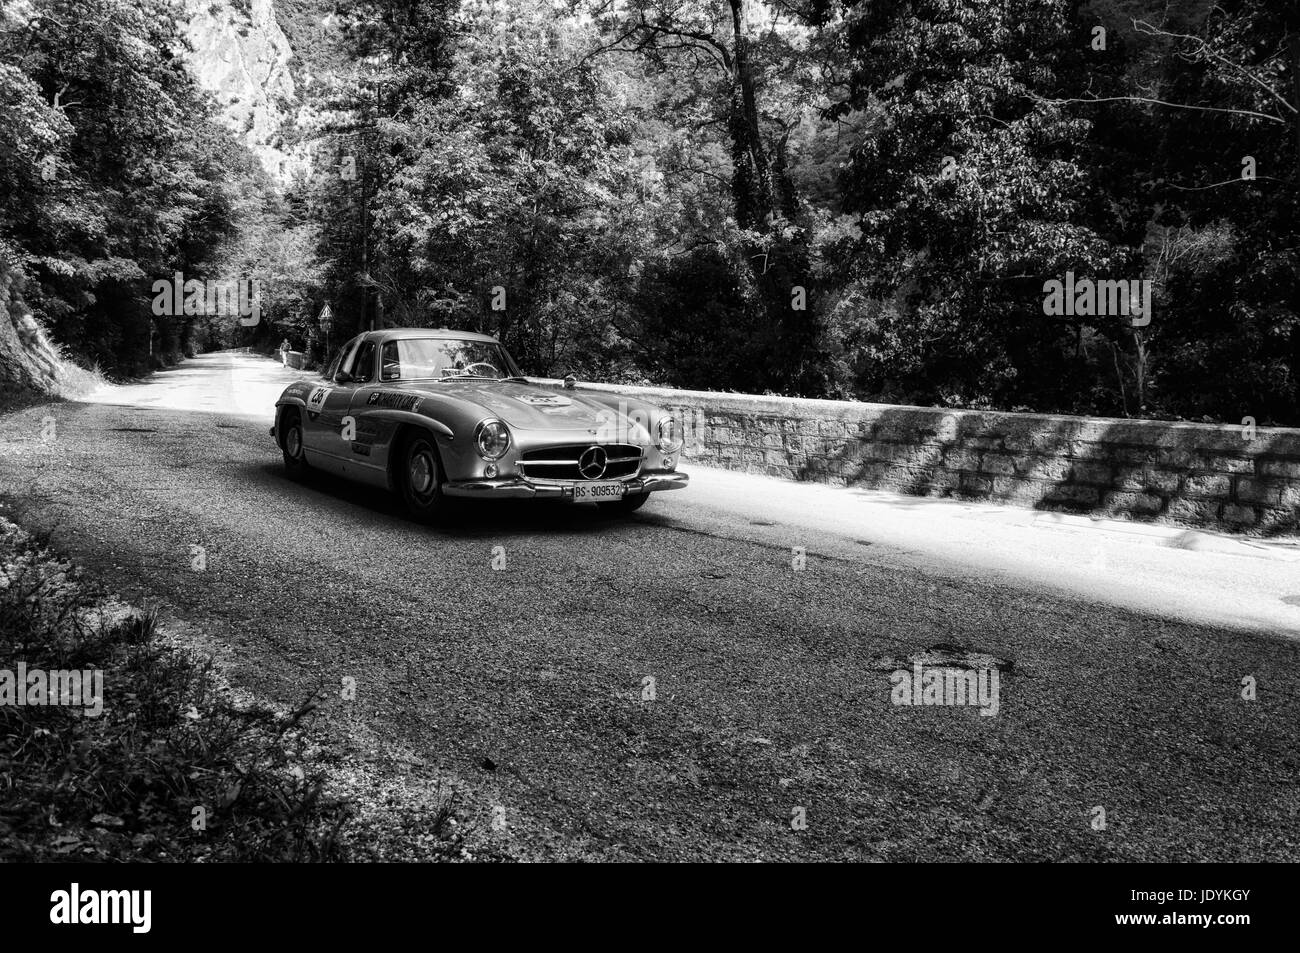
[515,394,570,407]
[367,392,423,412]
[306,386,331,415]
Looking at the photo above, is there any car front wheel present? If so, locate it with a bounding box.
[400,433,448,523]
[281,408,309,480]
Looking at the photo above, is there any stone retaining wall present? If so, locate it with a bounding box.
[559,380,1300,535]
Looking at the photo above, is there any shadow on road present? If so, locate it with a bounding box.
[250,461,644,540]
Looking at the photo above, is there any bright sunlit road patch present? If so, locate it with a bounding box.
[82,349,1300,639]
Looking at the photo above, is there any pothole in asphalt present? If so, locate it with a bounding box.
[869,643,1016,674]
[1281,595,1300,607]
[750,520,776,527]
[108,428,157,433]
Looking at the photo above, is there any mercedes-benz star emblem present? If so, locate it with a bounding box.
[578,445,608,480]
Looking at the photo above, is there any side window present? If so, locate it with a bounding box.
[381,341,401,381]
[350,341,376,384]
[323,347,344,381]
[325,336,360,381]
[331,338,361,382]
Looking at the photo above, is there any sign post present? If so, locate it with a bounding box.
[318,303,333,360]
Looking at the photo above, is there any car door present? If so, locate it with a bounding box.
[344,339,412,479]
[303,336,363,463]
[339,339,391,480]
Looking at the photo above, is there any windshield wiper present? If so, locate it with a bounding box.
[437,375,527,383]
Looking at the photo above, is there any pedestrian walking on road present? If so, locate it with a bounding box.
[279,338,291,367]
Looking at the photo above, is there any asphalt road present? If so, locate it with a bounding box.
[1,353,1297,861]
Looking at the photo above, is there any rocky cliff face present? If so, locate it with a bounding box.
[0,268,48,400]
[0,262,94,403]
[180,0,302,183]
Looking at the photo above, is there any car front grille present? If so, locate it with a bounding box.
[519,444,642,481]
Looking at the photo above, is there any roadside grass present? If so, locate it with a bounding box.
[0,343,106,413]
[0,516,473,861]
[52,351,107,400]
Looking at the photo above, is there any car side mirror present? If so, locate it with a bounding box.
[335,371,354,384]
[563,374,577,390]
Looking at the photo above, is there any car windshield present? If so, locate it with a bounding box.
[380,338,523,382]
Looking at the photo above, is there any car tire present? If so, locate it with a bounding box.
[281,408,309,480]
[400,432,449,524]
[599,492,650,515]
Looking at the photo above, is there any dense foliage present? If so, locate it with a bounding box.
[3,0,1299,423]
[0,0,276,375]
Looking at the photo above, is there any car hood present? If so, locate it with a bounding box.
[413,380,645,433]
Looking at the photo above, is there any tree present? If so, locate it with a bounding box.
[361,0,644,375]
[302,0,458,351]
[0,0,260,377]
[586,0,834,394]
[1049,1,1300,420]
[826,0,1134,412]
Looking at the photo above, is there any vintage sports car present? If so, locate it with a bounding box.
[270,328,689,521]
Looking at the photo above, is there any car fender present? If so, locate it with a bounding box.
[364,408,455,440]
[367,410,456,493]
[272,391,310,447]
[274,380,314,417]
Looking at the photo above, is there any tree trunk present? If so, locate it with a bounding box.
[727,0,776,229]
[1289,32,1300,183]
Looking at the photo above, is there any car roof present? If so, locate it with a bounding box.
[358,327,501,345]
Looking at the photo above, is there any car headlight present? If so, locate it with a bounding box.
[656,416,682,454]
[475,419,511,460]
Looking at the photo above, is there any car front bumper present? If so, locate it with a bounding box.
[442,470,690,499]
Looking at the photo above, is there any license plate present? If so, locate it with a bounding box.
[572,481,626,502]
